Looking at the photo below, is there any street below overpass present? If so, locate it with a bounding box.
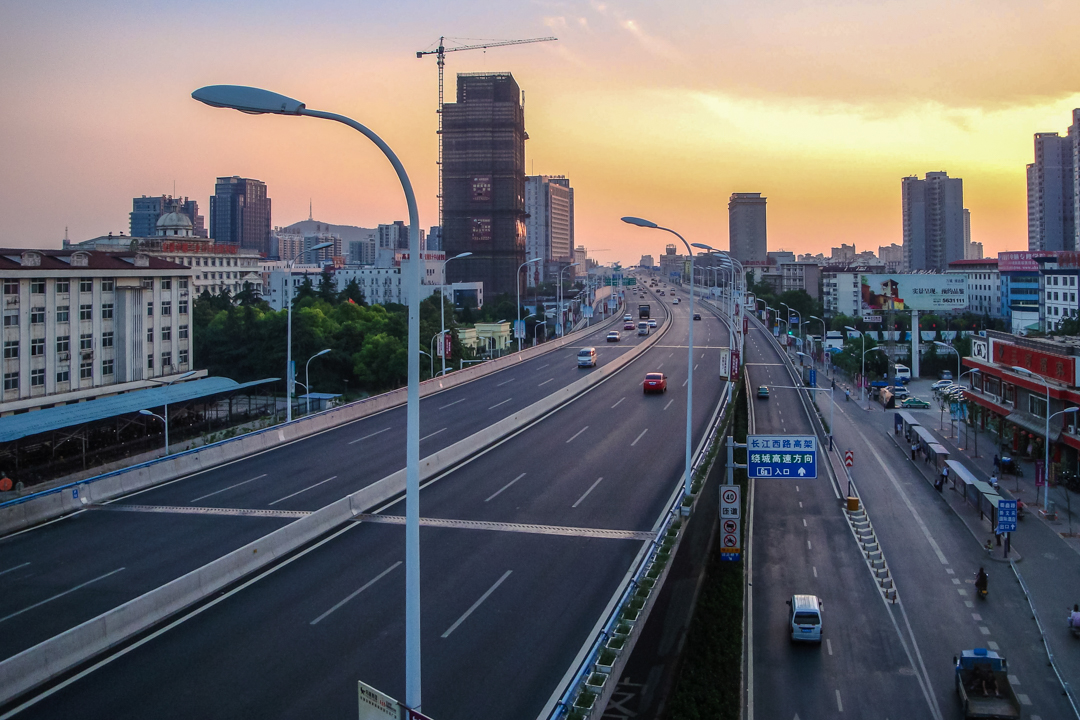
[5,292,733,720]
[746,322,1074,720]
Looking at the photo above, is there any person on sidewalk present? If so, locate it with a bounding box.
[990,472,999,491]
[938,465,949,492]
[911,442,918,461]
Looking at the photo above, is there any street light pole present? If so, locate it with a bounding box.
[557,262,581,337]
[282,242,332,423]
[845,326,865,402]
[192,84,427,710]
[304,348,331,416]
[935,340,961,380]
[440,252,472,377]
[1012,366,1057,510]
[809,315,827,369]
[622,216,695,498]
[517,257,542,352]
[138,410,167,455]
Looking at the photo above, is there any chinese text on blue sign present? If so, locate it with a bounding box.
[996,499,1017,534]
[747,435,818,479]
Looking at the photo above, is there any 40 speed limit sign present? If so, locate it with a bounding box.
[719,485,741,561]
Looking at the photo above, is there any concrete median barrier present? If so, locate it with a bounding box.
[0,304,666,705]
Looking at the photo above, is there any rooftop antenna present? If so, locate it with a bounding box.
[309,199,313,222]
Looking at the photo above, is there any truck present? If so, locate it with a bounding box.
[954,649,1021,719]
[639,304,651,319]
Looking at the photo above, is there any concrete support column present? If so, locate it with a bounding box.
[911,309,920,378]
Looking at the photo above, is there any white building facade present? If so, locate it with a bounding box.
[2,248,198,415]
[947,258,1000,318]
[525,175,574,286]
[822,271,860,317]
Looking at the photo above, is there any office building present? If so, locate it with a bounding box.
[781,262,821,300]
[209,176,272,256]
[442,72,528,297]
[878,244,903,272]
[728,193,767,263]
[639,255,655,268]
[1,248,196,415]
[525,175,575,286]
[1035,253,1080,331]
[1027,113,1080,252]
[131,196,206,239]
[947,258,1000,318]
[902,172,965,272]
[427,226,443,252]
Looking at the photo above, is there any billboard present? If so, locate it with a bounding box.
[860,274,967,313]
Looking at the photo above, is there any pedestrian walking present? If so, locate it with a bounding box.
[911,442,918,461]
[938,465,949,493]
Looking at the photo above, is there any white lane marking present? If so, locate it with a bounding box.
[611,397,625,409]
[190,474,267,503]
[663,399,674,410]
[420,428,447,442]
[987,640,999,650]
[538,364,550,370]
[802,518,807,527]
[796,485,800,492]
[1008,674,1019,685]
[695,363,699,371]
[441,570,513,638]
[979,626,990,635]
[813,566,818,577]
[836,689,843,712]
[701,352,705,359]
[485,473,527,502]
[438,399,465,410]
[0,567,126,625]
[799,501,803,508]
[682,379,688,387]
[572,477,604,508]
[488,398,513,410]
[0,562,31,577]
[566,426,589,444]
[268,476,338,506]
[538,378,554,387]
[310,562,401,625]
[807,540,812,550]
[668,352,673,357]
[854,424,950,565]
[350,427,393,444]
[826,638,833,655]
[497,378,515,387]
[631,429,648,447]
[657,362,664,369]
[1018,694,1032,706]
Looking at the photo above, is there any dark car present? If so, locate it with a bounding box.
[693,313,702,320]
[757,385,770,399]
[644,372,668,394]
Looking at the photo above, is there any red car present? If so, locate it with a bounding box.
[624,321,635,330]
[643,372,668,394]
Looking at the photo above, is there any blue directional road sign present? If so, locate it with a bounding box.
[996,498,1017,534]
[747,435,818,479]
[808,368,817,387]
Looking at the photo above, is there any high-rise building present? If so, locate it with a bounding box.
[525,175,574,286]
[130,196,206,239]
[442,72,528,297]
[427,226,443,252]
[728,193,767,263]
[901,172,965,272]
[1027,116,1079,252]
[878,243,903,272]
[209,177,271,255]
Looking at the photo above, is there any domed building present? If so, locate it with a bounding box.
[156,212,195,238]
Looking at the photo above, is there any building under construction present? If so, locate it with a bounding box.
[442,72,527,298]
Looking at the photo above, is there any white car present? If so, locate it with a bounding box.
[788,594,823,643]
[648,319,657,328]
[672,297,680,304]
[888,385,909,398]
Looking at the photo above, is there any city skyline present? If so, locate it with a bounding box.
[3,1,1080,268]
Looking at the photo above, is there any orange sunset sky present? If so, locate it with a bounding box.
[2,0,1079,267]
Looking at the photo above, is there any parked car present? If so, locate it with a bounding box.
[606,331,621,342]
[939,370,954,380]
[643,372,668,393]
[889,385,910,398]
[931,379,954,390]
[757,385,770,399]
[900,397,931,409]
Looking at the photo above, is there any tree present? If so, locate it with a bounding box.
[339,278,366,306]
[317,272,337,304]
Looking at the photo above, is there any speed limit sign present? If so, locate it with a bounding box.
[719,485,742,561]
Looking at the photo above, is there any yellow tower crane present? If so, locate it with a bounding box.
[417,35,557,231]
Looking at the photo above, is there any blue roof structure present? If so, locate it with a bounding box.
[0,377,278,443]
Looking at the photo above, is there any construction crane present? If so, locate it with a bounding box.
[417,35,557,232]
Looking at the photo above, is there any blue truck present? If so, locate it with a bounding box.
[954,649,1020,719]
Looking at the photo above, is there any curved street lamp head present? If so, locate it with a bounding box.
[621,216,658,229]
[308,241,334,252]
[138,409,154,417]
[1011,365,1033,376]
[690,242,717,252]
[451,252,473,261]
[810,315,822,322]
[844,325,860,333]
[934,341,953,349]
[314,348,331,358]
[192,85,305,115]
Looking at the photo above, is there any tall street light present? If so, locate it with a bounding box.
[1012,365,1063,510]
[691,245,738,404]
[845,326,865,402]
[517,257,542,351]
[622,216,696,498]
[934,340,961,380]
[439,251,472,377]
[192,84,427,710]
[557,262,581,336]
[809,315,827,369]
[282,242,332,422]
[144,370,198,455]
[304,348,331,416]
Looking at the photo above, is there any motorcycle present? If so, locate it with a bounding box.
[1000,456,1024,477]
[974,570,988,600]
[1017,499,1026,521]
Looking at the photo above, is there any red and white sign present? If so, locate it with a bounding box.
[844,450,854,467]
[443,332,452,360]
[730,349,741,378]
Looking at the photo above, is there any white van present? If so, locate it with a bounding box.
[637,321,649,336]
[577,347,597,367]
[787,594,823,643]
[893,364,911,384]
